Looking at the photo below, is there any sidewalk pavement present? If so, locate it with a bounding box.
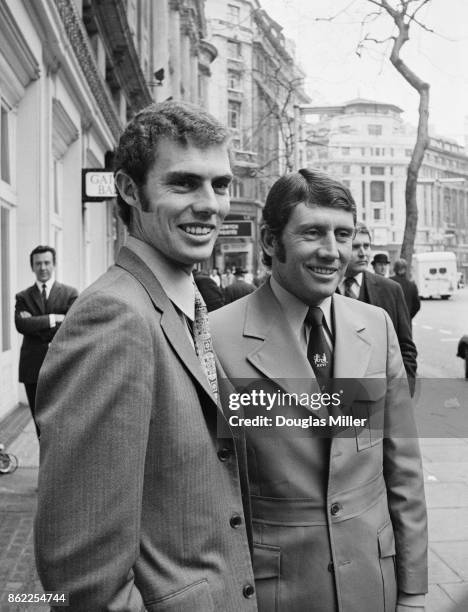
[1,415,468,610]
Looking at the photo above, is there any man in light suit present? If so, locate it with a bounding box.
[340,223,417,390]
[15,245,78,436]
[210,169,427,612]
[35,102,257,611]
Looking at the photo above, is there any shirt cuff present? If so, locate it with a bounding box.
[49,314,56,328]
[397,592,426,607]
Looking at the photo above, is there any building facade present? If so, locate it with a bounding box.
[0,0,215,420]
[304,98,468,271]
[205,0,309,276]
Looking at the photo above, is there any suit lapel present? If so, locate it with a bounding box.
[333,294,372,378]
[116,247,219,409]
[362,271,381,306]
[244,283,314,395]
[47,281,59,313]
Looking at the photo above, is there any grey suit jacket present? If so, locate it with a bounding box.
[35,247,257,611]
[210,283,428,612]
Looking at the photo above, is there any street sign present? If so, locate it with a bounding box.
[82,169,116,202]
[219,220,253,237]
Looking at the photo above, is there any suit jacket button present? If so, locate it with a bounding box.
[330,502,342,516]
[230,514,242,528]
[243,584,255,599]
[217,447,231,461]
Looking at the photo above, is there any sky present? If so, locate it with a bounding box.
[260,0,468,146]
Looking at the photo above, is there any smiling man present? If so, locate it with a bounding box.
[210,169,427,612]
[35,102,257,611]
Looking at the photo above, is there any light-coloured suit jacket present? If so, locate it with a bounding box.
[35,247,257,612]
[210,282,427,612]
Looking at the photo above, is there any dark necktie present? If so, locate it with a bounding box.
[193,286,218,402]
[41,283,48,312]
[343,276,358,299]
[306,307,333,382]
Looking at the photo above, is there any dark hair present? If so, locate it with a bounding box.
[30,245,56,268]
[113,100,230,227]
[261,168,357,267]
[354,221,371,241]
[393,258,408,274]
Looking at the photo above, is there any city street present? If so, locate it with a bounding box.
[413,286,468,380]
[0,288,467,610]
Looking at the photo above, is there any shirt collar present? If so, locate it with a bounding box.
[340,271,362,293]
[125,236,195,321]
[270,276,333,344]
[35,278,54,293]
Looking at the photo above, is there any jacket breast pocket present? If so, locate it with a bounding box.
[352,379,386,451]
[253,543,281,612]
[145,579,214,612]
[378,521,397,612]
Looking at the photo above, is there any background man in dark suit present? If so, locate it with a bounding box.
[224,268,255,304]
[35,101,257,611]
[340,222,417,390]
[14,245,77,435]
[390,258,421,320]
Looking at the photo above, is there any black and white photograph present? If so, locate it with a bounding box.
[0,1,467,610]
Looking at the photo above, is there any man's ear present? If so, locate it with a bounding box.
[114,170,140,208]
[260,226,277,258]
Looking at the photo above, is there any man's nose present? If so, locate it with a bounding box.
[319,233,339,259]
[192,184,220,215]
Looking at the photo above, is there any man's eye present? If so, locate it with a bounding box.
[213,181,230,194]
[336,231,353,241]
[172,179,196,190]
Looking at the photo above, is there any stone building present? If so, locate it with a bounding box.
[0,0,215,420]
[303,98,468,271]
[205,0,309,276]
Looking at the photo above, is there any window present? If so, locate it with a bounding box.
[390,148,394,156]
[361,148,366,156]
[231,177,244,198]
[342,147,350,156]
[368,124,382,136]
[1,206,11,351]
[373,208,381,220]
[1,105,11,184]
[227,40,241,58]
[228,101,241,129]
[370,180,385,202]
[370,166,385,175]
[362,181,366,206]
[228,71,241,90]
[339,125,351,134]
[227,4,240,23]
[361,166,366,175]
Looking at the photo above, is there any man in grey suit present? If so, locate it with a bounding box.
[15,245,77,436]
[211,169,427,611]
[35,101,257,611]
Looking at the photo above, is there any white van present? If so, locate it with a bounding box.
[412,251,458,299]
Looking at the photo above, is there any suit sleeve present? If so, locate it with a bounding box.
[35,290,153,611]
[382,311,428,595]
[393,283,417,384]
[14,292,51,335]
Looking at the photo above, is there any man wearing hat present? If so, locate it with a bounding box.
[371,252,390,277]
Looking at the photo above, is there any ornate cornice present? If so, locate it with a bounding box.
[54,0,122,140]
[0,2,40,87]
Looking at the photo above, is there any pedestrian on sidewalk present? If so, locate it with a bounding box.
[34,101,257,611]
[14,245,78,437]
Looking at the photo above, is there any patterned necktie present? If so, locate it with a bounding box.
[193,286,218,402]
[344,276,358,299]
[41,283,48,312]
[306,307,333,382]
